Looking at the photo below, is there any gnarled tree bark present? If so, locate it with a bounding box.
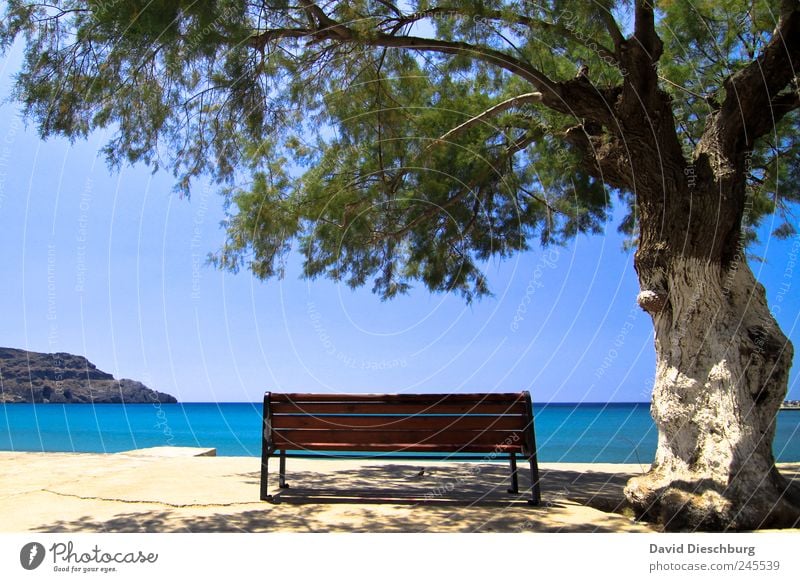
[628,245,799,530]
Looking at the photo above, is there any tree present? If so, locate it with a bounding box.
[2,0,799,530]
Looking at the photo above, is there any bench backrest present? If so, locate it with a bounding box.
[263,392,536,455]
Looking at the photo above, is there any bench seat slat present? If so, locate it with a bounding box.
[270,392,525,403]
[270,402,527,415]
[270,414,527,431]
[272,442,524,453]
[271,428,524,449]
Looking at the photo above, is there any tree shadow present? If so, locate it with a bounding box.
[35,505,637,533]
[32,462,651,533]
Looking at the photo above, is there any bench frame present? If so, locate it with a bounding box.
[260,392,541,504]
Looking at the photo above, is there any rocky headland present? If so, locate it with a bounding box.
[0,347,177,404]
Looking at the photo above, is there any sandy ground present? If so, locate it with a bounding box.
[1,449,798,533]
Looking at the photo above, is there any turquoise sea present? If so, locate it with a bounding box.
[1,402,798,462]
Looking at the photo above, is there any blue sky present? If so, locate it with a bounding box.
[0,44,798,404]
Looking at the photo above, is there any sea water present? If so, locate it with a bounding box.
[0,402,798,462]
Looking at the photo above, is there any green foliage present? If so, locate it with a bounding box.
[1,0,797,299]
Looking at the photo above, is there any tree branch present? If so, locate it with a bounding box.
[716,5,800,151]
[251,25,557,91]
[747,90,800,140]
[249,7,619,124]
[563,124,633,192]
[381,6,620,65]
[616,0,666,120]
[599,8,625,54]
[369,33,558,90]
[633,0,663,62]
[428,92,542,147]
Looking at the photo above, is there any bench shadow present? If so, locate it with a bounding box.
[263,462,540,507]
[31,462,650,533]
[259,462,638,512]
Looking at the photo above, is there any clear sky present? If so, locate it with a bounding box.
[1,43,798,403]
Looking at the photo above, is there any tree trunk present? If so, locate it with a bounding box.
[625,252,800,530]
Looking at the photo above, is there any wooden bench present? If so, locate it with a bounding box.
[260,391,541,504]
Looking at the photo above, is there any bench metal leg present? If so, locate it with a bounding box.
[260,452,271,501]
[528,456,541,505]
[261,393,275,501]
[508,452,519,494]
[279,449,289,489]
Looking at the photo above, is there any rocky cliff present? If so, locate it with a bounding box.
[0,347,177,404]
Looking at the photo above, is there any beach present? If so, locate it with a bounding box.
[0,448,797,533]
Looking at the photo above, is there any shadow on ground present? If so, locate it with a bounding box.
[33,462,650,533]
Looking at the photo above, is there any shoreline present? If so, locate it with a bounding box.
[3,402,798,463]
[1,449,798,533]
